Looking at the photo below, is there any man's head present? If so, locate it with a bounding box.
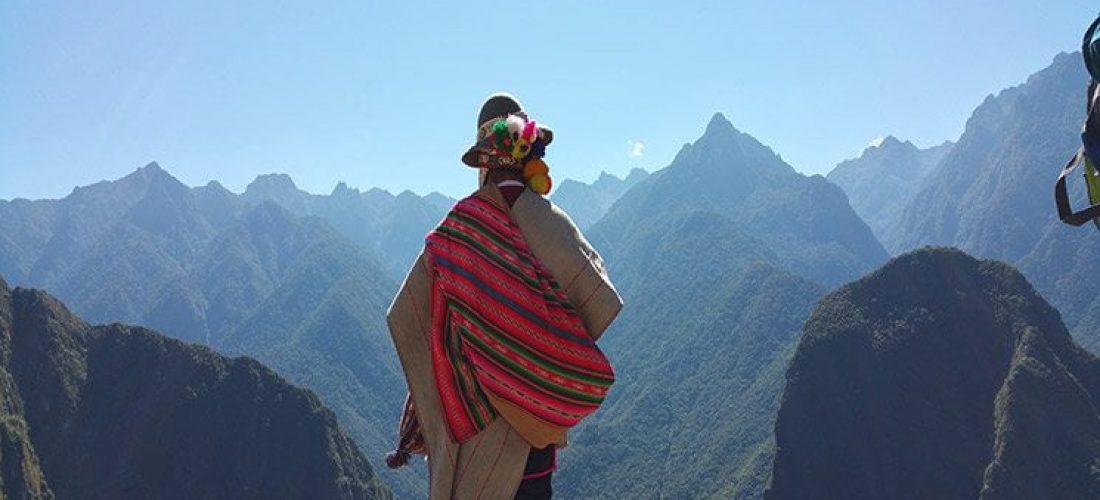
[463,93,555,194]
[461,93,553,168]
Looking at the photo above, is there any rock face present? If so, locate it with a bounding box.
[890,53,1084,261]
[0,277,391,500]
[827,136,952,243]
[766,248,1100,500]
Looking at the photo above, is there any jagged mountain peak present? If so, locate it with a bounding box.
[691,112,743,155]
[331,181,359,197]
[122,161,187,190]
[202,180,228,191]
[704,112,737,136]
[649,114,801,209]
[868,135,913,152]
[245,173,300,196]
[139,161,164,172]
[113,161,185,189]
[624,167,649,183]
[595,170,619,183]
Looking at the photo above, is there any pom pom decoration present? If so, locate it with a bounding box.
[491,119,511,150]
[487,115,550,161]
[528,173,552,195]
[511,138,531,159]
[523,158,549,179]
[522,120,539,142]
[523,155,552,196]
[505,115,526,140]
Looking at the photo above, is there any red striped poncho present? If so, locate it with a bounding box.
[425,193,615,446]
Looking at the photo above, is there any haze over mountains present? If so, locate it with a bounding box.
[826,136,953,242]
[0,165,424,496]
[556,113,884,498]
[550,168,650,230]
[2,49,1099,499]
[0,277,390,499]
[0,162,660,498]
[827,52,1100,353]
[239,174,453,281]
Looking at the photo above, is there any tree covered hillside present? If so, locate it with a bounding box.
[0,276,391,499]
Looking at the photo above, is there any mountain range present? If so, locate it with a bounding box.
[557,113,885,498]
[239,174,453,281]
[826,52,1100,353]
[0,166,422,496]
[550,168,650,230]
[0,276,391,499]
[826,136,953,242]
[3,49,1098,499]
[767,248,1100,499]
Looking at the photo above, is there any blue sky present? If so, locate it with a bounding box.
[1,1,1096,200]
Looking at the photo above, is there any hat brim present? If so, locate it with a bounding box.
[461,125,553,167]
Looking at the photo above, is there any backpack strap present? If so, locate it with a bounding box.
[1055,148,1100,226]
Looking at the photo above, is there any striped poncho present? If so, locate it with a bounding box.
[425,193,615,447]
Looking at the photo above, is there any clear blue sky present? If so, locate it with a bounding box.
[1,1,1096,200]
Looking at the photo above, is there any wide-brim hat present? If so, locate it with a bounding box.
[461,93,554,168]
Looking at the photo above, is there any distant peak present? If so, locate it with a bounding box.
[120,161,184,188]
[861,135,918,157]
[705,112,736,136]
[331,181,358,196]
[596,171,620,183]
[396,189,421,200]
[624,167,649,184]
[245,173,298,194]
[879,136,900,147]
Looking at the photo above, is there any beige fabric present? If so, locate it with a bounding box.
[387,184,622,499]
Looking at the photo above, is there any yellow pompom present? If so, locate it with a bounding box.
[523,158,549,179]
[528,174,552,195]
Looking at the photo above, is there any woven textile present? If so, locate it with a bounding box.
[425,193,615,444]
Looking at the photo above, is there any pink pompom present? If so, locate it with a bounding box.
[523,120,538,142]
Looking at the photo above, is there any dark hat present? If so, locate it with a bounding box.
[461,93,554,168]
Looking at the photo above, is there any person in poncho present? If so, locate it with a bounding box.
[384,93,622,499]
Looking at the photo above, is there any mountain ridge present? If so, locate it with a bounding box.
[0,277,392,499]
[766,247,1100,499]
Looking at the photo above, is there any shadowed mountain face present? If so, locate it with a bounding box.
[550,168,649,230]
[766,248,1100,500]
[890,53,1084,260]
[827,137,952,243]
[0,165,423,496]
[877,52,1100,352]
[0,277,391,500]
[557,113,886,498]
